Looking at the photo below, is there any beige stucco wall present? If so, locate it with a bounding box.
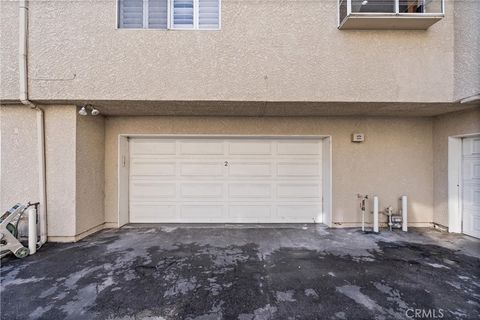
[453,0,480,101]
[0,0,19,100]
[1,106,40,210]
[105,116,434,226]
[0,105,77,238]
[76,115,105,235]
[433,108,480,227]
[1,105,107,240]
[7,106,480,238]
[43,106,77,237]
[1,0,458,103]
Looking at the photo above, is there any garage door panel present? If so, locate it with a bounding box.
[277,183,321,199]
[277,205,322,222]
[131,139,176,155]
[130,204,176,222]
[180,140,224,155]
[277,162,321,177]
[277,140,321,155]
[131,160,176,176]
[228,141,272,155]
[228,162,272,177]
[181,205,224,221]
[180,162,224,176]
[229,183,272,198]
[180,183,224,199]
[130,182,176,200]
[229,205,271,221]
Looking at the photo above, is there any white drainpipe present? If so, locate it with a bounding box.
[19,0,47,246]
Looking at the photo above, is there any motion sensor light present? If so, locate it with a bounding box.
[79,105,100,116]
[91,108,100,116]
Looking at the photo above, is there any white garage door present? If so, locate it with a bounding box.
[129,137,323,223]
[462,136,480,238]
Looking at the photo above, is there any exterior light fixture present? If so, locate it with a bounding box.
[79,104,100,116]
[91,107,100,116]
[362,0,368,5]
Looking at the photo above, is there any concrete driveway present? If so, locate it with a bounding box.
[1,225,479,320]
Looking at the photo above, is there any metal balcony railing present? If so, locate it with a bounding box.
[338,0,444,30]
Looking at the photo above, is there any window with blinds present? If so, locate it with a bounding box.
[149,0,168,29]
[198,0,219,29]
[118,0,145,28]
[172,0,194,29]
[118,0,220,30]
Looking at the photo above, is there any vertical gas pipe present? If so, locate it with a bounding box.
[401,195,408,232]
[28,206,37,254]
[373,196,379,233]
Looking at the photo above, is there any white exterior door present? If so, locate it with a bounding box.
[129,137,323,223]
[462,136,480,238]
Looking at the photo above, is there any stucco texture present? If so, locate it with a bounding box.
[1,106,40,210]
[0,0,19,100]
[433,108,480,227]
[43,105,77,237]
[76,115,105,235]
[0,105,77,237]
[453,0,480,100]
[1,0,457,103]
[104,116,434,227]
[1,105,106,240]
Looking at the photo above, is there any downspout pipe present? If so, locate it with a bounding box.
[19,0,47,246]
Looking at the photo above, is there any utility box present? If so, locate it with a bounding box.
[352,133,365,142]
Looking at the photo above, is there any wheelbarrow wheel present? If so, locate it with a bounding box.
[14,247,29,258]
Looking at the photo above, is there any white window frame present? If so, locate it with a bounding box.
[143,0,149,28]
[116,0,221,30]
[169,0,221,30]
